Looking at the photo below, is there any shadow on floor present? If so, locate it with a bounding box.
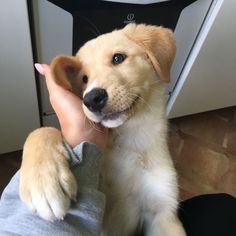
[0,150,21,196]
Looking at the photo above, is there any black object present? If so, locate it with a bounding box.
[47,0,197,53]
[112,53,127,65]
[83,88,108,112]
[179,193,236,236]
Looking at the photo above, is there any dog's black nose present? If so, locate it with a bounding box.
[83,88,108,112]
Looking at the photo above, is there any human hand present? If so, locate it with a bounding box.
[35,63,108,150]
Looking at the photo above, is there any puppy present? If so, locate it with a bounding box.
[20,24,186,236]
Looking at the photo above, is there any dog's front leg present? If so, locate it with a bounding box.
[146,213,186,236]
[20,127,77,221]
[101,198,140,236]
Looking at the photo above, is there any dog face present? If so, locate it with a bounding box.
[51,24,176,128]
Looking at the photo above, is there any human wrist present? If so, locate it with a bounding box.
[62,127,83,148]
[61,122,108,150]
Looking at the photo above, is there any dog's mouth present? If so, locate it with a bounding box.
[84,96,140,128]
[104,96,139,120]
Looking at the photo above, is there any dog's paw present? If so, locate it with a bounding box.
[20,127,77,221]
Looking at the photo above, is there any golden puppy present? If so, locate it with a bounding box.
[20,24,186,236]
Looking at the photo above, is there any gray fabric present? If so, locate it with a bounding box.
[0,142,105,236]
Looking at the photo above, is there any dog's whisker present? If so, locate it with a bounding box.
[88,119,103,133]
[85,116,103,134]
[114,128,122,138]
[124,77,162,87]
[129,81,162,91]
[83,114,88,128]
[128,93,154,115]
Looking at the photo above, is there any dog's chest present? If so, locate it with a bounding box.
[102,147,144,197]
[101,129,154,195]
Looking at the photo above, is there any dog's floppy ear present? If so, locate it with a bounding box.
[123,24,176,83]
[50,55,82,95]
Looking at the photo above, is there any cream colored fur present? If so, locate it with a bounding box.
[20,24,186,236]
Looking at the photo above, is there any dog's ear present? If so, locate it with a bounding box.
[50,55,82,95]
[123,24,176,83]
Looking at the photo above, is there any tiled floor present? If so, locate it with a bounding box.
[1,106,236,201]
[169,106,236,201]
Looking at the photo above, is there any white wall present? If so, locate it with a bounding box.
[0,0,40,154]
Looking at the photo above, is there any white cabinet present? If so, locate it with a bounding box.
[32,0,72,128]
[168,0,236,118]
[0,0,40,154]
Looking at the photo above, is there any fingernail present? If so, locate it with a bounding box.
[35,63,45,75]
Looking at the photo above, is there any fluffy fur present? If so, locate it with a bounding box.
[20,24,186,236]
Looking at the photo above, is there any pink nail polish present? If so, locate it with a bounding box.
[35,63,45,75]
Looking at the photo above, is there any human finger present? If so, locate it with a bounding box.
[35,63,66,95]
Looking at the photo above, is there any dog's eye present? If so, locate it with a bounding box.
[112,53,126,65]
[82,75,88,83]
